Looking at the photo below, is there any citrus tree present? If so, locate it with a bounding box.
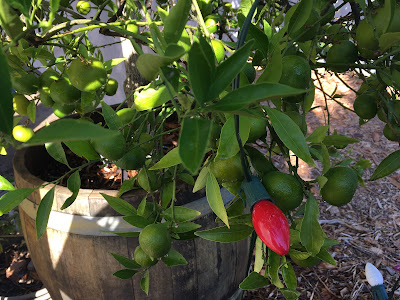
[1,0,400,298]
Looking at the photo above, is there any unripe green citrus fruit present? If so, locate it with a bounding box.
[67,58,107,92]
[117,108,136,124]
[39,69,59,88]
[247,118,267,143]
[139,224,171,258]
[126,23,139,34]
[13,94,30,116]
[262,171,303,213]
[353,93,378,119]
[50,77,81,104]
[52,103,76,118]
[205,15,220,34]
[356,20,379,51]
[210,154,244,183]
[12,125,34,142]
[105,78,118,96]
[134,245,157,267]
[211,39,225,63]
[91,132,126,161]
[76,1,91,15]
[321,166,358,206]
[39,88,55,107]
[115,147,146,170]
[11,73,39,95]
[326,41,358,73]
[383,124,400,141]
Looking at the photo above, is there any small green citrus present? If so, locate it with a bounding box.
[139,224,171,258]
[326,41,358,73]
[383,124,400,141]
[67,58,107,92]
[52,103,76,118]
[134,245,157,267]
[12,125,34,142]
[50,77,81,104]
[205,15,220,34]
[356,20,379,51]
[353,93,378,119]
[105,78,118,96]
[115,147,146,170]
[12,94,30,116]
[211,39,225,63]
[209,155,244,183]
[76,1,91,15]
[91,132,126,161]
[247,117,267,143]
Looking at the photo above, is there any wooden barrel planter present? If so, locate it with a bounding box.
[14,146,250,300]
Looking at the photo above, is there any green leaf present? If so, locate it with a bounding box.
[195,224,253,242]
[267,249,284,288]
[282,262,297,290]
[170,221,201,233]
[188,42,213,105]
[316,175,328,190]
[179,118,211,174]
[7,0,31,18]
[118,177,136,197]
[26,119,119,145]
[113,269,137,279]
[61,171,81,210]
[104,58,127,71]
[370,150,400,180]
[207,83,307,112]
[193,167,209,193]
[136,45,185,81]
[149,147,181,170]
[216,115,250,160]
[161,249,188,266]
[101,193,137,216]
[207,40,254,100]
[300,194,324,255]
[0,175,15,191]
[288,249,311,260]
[303,81,315,113]
[266,107,315,166]
[27,101,36,123]
[379,32,400,52]
[316,247,337,266]
[123,215,152,228]
[36,186,55,239]
[245,146,276,176]
[141,270,150,295]
[0,0,24,40]
[64,140,100,160]
[110,252,141,269]
[290,229,301,245]
[163,0,191,44]
[0,47,13,135]
[280,288,300,300]
[0,188,34,216]
[45,142,69,166]
[254,236,264,273]
[105,231,140,237]
[257,50,282,83]
[322,133,359,148]
[287,0,313,37]
[101,101,123,130]
[306,126,329,144]
[162,206,201,222]
[239,272,268,290]
[206,173,229,227]
[246,24,269,59]
[134,86,170,111]
[161,181,174,209]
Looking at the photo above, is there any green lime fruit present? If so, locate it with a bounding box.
[243,63,256,83]
[50,77,81,104]
[91,132,126,161]
[247,117,267,143]
[139,224,171,258]
[117,108,136,124]
[12,125,34,142]
[39,88,55,107]
[383,124,400,141]
[137,169,159,192]
[67,58,107,92]
[115,147,146,170]
[326,41,358,73]
[353,93,378,119]
[205,15,220,34]
[372,7,387,36]
[210,154,244,183]
[356,20,379,51]
[262,171,303,213]
[134,245,157,267]
[290,9,320,42]
[39,69,59,88]
[105,78,118,96]
[12,94,30,116]
[11,73,39,95]
[76,1,91,15]
[211,39,225,63]
[52,103,76,118]
[285,111,308,134]
[321,166,358,206]
[126,23,139,34]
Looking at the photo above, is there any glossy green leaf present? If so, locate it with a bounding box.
[245,145,276,176]
[113,269,137,279]
[188,42,212,105]
[101,101,123,130]
[195,224,253,242]
[110,252,141,269]
[104,58,127,71]
[61,171,81,210]
[207,40,254,100]
[216,115,250,160]
[118,177,136,197]
[161,249,188,266]
[282,262,297,290]
[379,33,400,52]
[7,0,30,18]
[178,118,211,174]
[64,140,100,160]
[280,288,300,300]
[26,119,119,145]
[0,175,15,191]
[101,193,137,216]
[316,248,337,266]
[193,167,209,193]
[370,150,400,180]
[123,215,152,228]
[134,86,170,111]
[239,272,268,290]
[45,142,69,166]
[266,107,315,166]
[162,206,201,222]
[27,101,36,123]
[0,0,24,40]
[141,270,150,294]
[170,221,201,233]
[198,36,216,72]
[316,175,328,190]
[206,173,229,227]
[254,237,264,273]
[287,0,313,37]
[163,0,191,44]
[323,133,359,148]
[300,194,324,255]
[105,231,140,237]
[207,83,307,112]
[257,50,282,83]
[0,47,13,135]
[306,126,329,144]
[149,147,181,170]
[36,186,55,239]
[303,81,315,113]
[0,188,34,216]
[288,249,311,260]
[161,181,174,209]
[268,249,284,288]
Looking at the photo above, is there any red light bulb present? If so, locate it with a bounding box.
[252,200,290,255]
